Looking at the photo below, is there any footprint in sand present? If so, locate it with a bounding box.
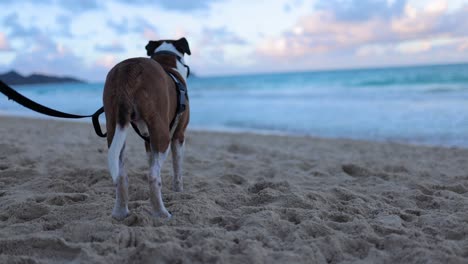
[342,164,393,180]
[221,173,247,185]
[248,180,290,194]
[209,216,240,231]
[9,202,50,221]
[227,143,255,155]
[342,164,373,178]
[0,237,80,261]
[328,213,353,223]
[46,193,89,206]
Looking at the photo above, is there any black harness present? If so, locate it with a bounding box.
[0,52,189,142]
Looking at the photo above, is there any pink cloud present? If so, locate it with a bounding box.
[255,11,386,60]
[457,39,468,52]
[0,32,12,51]
[94,55,117,69]
[391,1,448,35]
[174,27,189,39]
[255,0,467,63]
[143,28,158,41]
[396,41,433,54]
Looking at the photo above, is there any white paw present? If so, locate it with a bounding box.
[112,207,130,220]
[151,209,172,219]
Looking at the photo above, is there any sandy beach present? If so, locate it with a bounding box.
[0,115,467,263]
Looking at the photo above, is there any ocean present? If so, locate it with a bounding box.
[1,63,468,147]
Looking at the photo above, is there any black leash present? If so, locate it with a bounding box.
[0,80,107,138]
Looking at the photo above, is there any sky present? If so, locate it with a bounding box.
[0,0,467,81]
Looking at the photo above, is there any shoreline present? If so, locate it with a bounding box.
[0,112,466,150]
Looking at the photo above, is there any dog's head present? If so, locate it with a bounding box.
[145,37,191,57]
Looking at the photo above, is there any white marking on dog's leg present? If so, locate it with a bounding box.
[171,140,185,192]
[108,125,128,184]
[148,147,171,218]
[112,148,129,220]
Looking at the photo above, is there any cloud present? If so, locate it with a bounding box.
[4,33,108,81]
[107,18,130,34]
[256,0,468,62]
[315,0,407,21]
[58,0,100,12]
[3,12,73,40]
[255,11,387,60]
[135,18,159,40]
[396,40,433,54]
[458,39,468,52]
[95,42,126,53]
[0,32,12,51]
[192,27,248,68]
[201,27,247,46]
[116,0,222,11]
[3,13,42,38]
[106,17,159,40]
[55,15,73,37]
[9,35,84,75]
[391,1,447,35]
[94,55,117,69]
[1,0,100,12]
[356,44,391,57]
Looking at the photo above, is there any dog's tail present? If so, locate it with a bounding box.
[107,62,142,184]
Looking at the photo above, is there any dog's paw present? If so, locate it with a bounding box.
[112,207,130,221]
[151,209,172,219]
[172,180,183,192]
[172,184,183,192]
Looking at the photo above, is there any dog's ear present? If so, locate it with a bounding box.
[173,37,191,55]
[145,40,161,56]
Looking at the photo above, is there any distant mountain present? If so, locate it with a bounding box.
[0,70,85,85]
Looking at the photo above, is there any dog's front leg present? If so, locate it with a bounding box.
[148,147,171,218]
[171,139,185,192]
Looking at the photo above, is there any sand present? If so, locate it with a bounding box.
[0,115,467,263]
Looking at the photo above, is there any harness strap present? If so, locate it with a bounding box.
[0,80,107,138]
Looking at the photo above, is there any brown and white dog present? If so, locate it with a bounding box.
[103,38,191,220]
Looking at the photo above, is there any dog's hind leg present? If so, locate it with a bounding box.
[112,144,130,220]
[147,123,171,218]
[108,125,130,220]
[171,138,185,192]
[145,141,153,167]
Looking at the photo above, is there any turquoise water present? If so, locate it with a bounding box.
[2,63,468,146]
